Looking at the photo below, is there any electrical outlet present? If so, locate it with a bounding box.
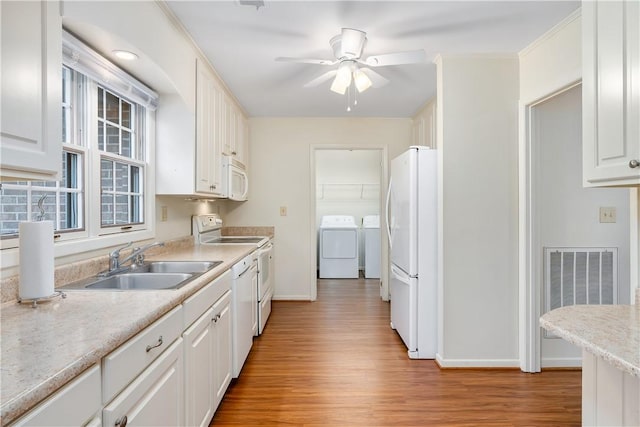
[599,207,616,223]
[279,206,287,216]
[161,206,168,222]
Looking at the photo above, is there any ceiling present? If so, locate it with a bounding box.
[166,1,579,118]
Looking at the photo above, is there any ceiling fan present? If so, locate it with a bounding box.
[276,28,426,96]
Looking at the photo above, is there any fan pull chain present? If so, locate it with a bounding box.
[353,83,358,106]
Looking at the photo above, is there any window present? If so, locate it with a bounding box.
[97,87,146,229]
[1,31,157,247]
[0,152,83,235]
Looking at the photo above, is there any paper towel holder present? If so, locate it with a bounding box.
[17,290,67,308]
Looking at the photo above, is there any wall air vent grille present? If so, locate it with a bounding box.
[543,247,617,338]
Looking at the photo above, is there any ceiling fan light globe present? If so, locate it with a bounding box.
[336,63,352,84]
[330,78,348,95]
[330,63,352,94]
[354,69,372,93]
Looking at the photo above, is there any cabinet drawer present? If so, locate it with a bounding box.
[103,338,184,427]
[183,270,231,329]
[10,365,101,427]
[102,305,183,404]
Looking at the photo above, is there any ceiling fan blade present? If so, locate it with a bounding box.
[362,50,426,67]
[304,70,338,88]
[275,57,337,66]
[359,67,389,88]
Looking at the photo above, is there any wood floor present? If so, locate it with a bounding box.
[211,278,581,426]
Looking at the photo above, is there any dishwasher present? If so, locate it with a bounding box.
[231,253,257,378]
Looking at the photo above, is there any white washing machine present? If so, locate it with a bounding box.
[319,215,359,278]
[363,215,380,279]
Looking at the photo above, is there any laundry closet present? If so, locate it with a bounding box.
[315,149,382,279]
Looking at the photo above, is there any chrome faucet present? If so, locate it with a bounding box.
[103,241,165,276]
[120,241,165,268]
[109,242,133,271]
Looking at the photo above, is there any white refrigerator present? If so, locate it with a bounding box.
[386,146,437,359]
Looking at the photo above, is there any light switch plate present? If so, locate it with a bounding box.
[599,207,616,223]
[279,206,287,216]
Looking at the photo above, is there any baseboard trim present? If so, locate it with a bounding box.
[541,357,582,369]
[541,366,582,371]
[436,353,521,369]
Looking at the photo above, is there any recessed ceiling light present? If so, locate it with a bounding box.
[112,50,138,61]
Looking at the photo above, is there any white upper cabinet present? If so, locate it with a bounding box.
[156,58,248,197]
[195,60,224,196]
[412,98,436,149]
[1,0,62,180]
[583,0,640,187]
[222,97,249,167]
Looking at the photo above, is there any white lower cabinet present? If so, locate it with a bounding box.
[102,306,183,404]
[183,274,233,426]
[184,307,216,427]
[11,269,238,426]
[582,350,640,426]
[212,291,233,409]
[250,264,258,337]
[103,338,184,427]
[10,365,101,426]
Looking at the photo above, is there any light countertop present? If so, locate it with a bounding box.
[540,304,640,378]
[0,244,257,425]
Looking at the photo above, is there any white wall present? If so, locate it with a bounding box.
[519,10,581,105]
[220,118,411,300]
[316,150,381,269]
[155,196,217,242]
[537,86,630,303]
[62,1,196,107]
[435,54,520,367]
[518,10,637,371]
[535,85,631,366]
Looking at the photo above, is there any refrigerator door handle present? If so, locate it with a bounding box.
[385,176,393,249]
[391,264,411,285]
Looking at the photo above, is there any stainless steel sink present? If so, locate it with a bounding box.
[85,273,193,290]
[59,260,224,291]
[138,260,222,274]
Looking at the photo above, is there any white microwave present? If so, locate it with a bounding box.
[223,156,248,201]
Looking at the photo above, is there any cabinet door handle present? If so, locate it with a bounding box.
[145,335,163,352]
[115,415,128,427]
[212,314,221,323]
[231,151,237,155]
[629,159,640,169]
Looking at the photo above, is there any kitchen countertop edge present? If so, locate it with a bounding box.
[539,304,640,378]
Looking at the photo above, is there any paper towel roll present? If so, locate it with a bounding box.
[19,221,55,300]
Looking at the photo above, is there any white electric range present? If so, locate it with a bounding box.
[192,214,269,248]
[192,214,274,337]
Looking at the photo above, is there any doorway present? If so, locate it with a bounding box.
[309,145,388,302]
[520,83,632,371]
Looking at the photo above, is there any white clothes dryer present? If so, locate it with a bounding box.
[319,215,359,279]
[363,215,381,279]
